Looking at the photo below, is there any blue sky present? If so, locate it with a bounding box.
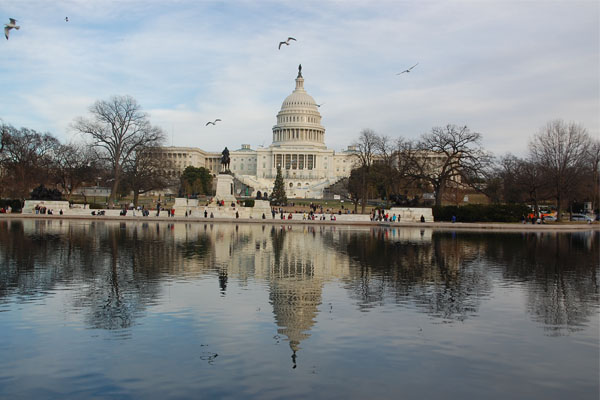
[1,0,598,156]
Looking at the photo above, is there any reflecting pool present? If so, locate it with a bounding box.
[0,219,598,399]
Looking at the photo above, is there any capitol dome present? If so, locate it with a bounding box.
[272,65,326,149]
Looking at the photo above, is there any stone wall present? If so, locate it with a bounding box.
[22,200,71,214]
[388,207,434,222]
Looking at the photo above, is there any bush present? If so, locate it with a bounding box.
[433,204,530,223]
[0,199,22,212]
[244,199,255,207]
[30,185,63,201]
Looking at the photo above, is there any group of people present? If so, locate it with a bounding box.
[154,203,175,217]
[522,214,545,224]
[117,205,171,217]
[268,208,339,221]
[34,204,49,214]
[301,212,337,221]
[371,209,427,223]
[33,205,64,215]
[0,206,12,213]
[371,209,401,222]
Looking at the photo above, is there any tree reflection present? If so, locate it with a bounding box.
[327,228,598,329]
[330,228,492,320]
[491,231,599,335]
[0,220,597,338]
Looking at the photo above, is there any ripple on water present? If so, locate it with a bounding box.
[0,222,597,399]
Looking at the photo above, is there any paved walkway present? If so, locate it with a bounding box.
[1,213,597,232]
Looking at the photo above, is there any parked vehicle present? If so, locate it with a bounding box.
[570,214,593,222]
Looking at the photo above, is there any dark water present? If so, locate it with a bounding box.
[0,219,598,400]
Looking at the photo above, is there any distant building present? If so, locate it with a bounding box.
[78,186,111,197]
[157,66,358,199]
[155,66,454,200]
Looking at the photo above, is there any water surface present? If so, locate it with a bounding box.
[0,219,598,399]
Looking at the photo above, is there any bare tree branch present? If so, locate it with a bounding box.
[72,95,165,207]
[529,120,591,221]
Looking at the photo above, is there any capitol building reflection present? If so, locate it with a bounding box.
[4,218,597,364]
[199,223,356,362]
[11,220,363,360]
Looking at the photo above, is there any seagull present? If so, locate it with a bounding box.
[206,119,222,126]
[397,63,419,75]
[278,37,296,50]
[4,18,20,40]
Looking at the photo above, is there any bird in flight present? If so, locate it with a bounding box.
[397,63,419,75]
[206,119,222,126]
[65,17,69,22]
[278,37,296,50]
[316,103,324,107]
[4,18,20,40]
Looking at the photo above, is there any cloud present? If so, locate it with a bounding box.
[0,1,597,158]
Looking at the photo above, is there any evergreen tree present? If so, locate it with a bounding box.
[180,166,213,196]
[271,165,287,205]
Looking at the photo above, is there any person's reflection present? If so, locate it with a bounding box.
[291,350,297,369]
[218,270,228,295]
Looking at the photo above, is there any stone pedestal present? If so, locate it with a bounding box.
[215,174,237,203]
[173,198,199,217]
[249,200,272,219]
[22,200,71,214]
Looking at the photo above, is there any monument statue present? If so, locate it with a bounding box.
[221,147,230,173]
[298,64,302,77]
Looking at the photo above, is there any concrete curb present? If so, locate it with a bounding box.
[1,214,597,232]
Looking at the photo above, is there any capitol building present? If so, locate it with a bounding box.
[158,66,357,199]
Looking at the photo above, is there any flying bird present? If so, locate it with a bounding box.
[316,103,324,107]
[65,17,69,22]
[397,63,419,75]
[4,18,20,40]
[206,119,222,126]
[278,37,296,50]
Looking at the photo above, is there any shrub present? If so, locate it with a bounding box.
[30,185,63,201]
[0,199,22,212]
[244,199,255,207]
[432,204,529,223]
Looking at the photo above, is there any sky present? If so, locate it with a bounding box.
[1,0,598,157]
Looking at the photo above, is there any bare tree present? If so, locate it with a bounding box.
[0,120,9,156]
[53,143,98,200]
[73,95,165,207]
[122,146,173,207]
[586,139,600,213]
[373,134,398,208]
[407,124,491,206]
[529,120,591,221]
[347,167,373,213]
[352,129,379,213]
[500,154,550,214]
[393,138,421,203]
[0,125,59,203]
